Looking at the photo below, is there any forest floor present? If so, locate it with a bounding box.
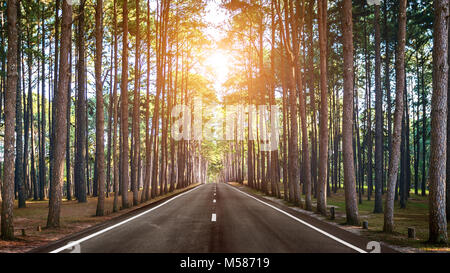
[229,182,450,253]
[0,184,199,253]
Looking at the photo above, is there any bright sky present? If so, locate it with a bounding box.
[201,0,232,97]
[204,0,229,40]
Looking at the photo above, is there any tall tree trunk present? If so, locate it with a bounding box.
[15,5,25,208]
[422,58,427,197]
[142,0,152,202]
[447,0,450,222]
[121,0,130,209]
[1,0,18,240]
[25,17,33,201]
[374,4,383,213]
[47,0,72,228]
[131,0,141,206]
[384,0,392,193]
[341,0,359,226]
[106,49,113,198]
[415,54,420,196]
[112,0,120,212]
[95,0,105,216]
[428,0,448,244]
[27,26,38,201]
[363,11,373,201]
[281,58,288,201]
[384,0,406,234]
[294,0,311,210]
[270,0,281,198]
[405,92,411,199]
[317,0,328,215]
[49,0,61,193]
[66,30,72,200]
[307,0,318,198]
[39,5,46,201]
[75,0,87,203]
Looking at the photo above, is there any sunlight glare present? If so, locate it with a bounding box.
[204,51,231,89]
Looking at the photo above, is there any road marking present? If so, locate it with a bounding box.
[211,213,217,222]
[226,184,367,253]
[49,185,204,253]
[213,199,216,203]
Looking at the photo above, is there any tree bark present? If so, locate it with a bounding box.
[131,0,141,206]
[121,0,130,209]
[47,0,71,228]
[317,0,328,215]
[39,5,46,201]
[384,0,392,193]
[142,0,152,202]
[95,0,105,216]
[384,0,407,234]
[112,0,119,213]
[341,0,359,226]
[15,4,25,208]
[374,4,383,213]
[66,30,72,201]
[75,0,87,203]
[422,58,427,197]
[429,0,448,244]
[447,0,450,222]
[1,0,18,240]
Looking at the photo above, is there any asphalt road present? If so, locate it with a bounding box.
[43,183,396,253]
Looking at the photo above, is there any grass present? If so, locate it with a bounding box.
[230,181,449,253]
[324,190,440,251]
[0,184,199,253]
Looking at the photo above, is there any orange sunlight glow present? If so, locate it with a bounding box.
[204,50,232,91]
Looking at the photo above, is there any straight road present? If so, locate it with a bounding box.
[43,183,395,253]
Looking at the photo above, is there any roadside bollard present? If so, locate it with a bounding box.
[362,221,369,229]
[408,227,416,239]
[330,207,335,220]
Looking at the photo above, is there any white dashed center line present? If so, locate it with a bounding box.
[211,213,217,222]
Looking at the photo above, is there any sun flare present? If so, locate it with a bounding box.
[204,51,232,86]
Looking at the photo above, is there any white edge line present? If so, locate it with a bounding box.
[226,184,367,253]
[50,185,204,253]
